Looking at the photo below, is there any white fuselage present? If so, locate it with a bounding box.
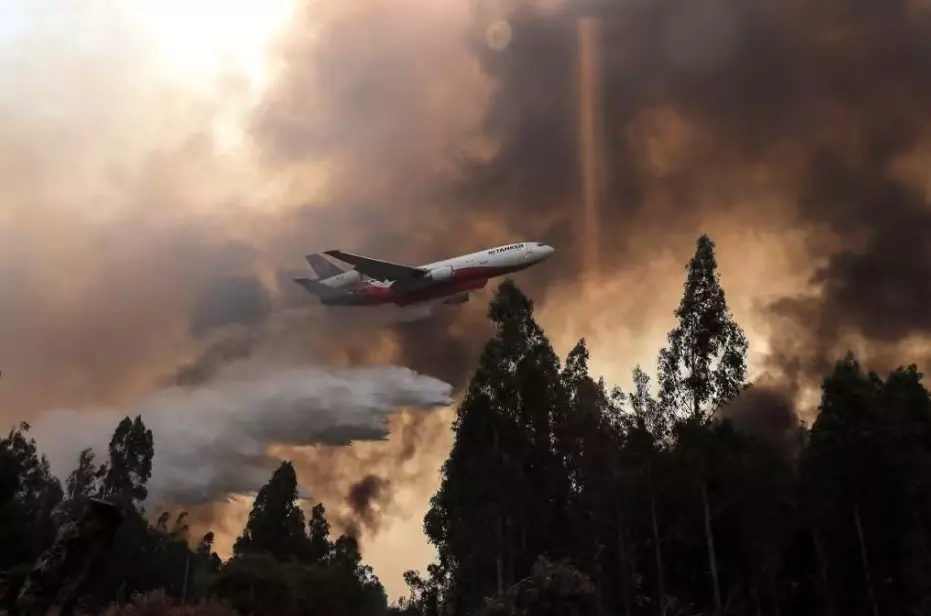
[318,241,554,290]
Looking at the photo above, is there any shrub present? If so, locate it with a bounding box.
[99,589,238,616]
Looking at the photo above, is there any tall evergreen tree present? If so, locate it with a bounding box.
[657,234,749,616]
[67,448,102,501]
[99,415,154,507]
[623,367,671,614]
[234,461,309,563]
[658,234,749,423]
[801,357,931,616]
[557,339,630,611]
[490,280,571,569]
[630,365,664,439]
[58,447,105,522]
[425,338,522,614]
[425,279,570,616]
[308,503,333,564]
[197,531,223,573]
[397,564,447,616]
[0,422,63,567]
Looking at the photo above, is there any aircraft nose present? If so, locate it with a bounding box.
[539,244,555,259]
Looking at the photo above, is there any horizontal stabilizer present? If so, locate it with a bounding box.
[293,277,341,299]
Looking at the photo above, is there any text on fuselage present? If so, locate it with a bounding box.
[489,243,525,255]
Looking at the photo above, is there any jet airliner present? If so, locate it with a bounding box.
[294,241,555,307]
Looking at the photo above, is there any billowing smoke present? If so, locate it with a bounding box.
[716,382,804,458]
[447,0,931,390]
[8,0,931,597]
[30,360,452,507]
[340,474,391,539]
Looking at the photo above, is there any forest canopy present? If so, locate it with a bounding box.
[3,234,930,616]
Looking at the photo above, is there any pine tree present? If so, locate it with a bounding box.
[557,339,631,611]
[658,234,749,423]
[624,366,671,613]
[425,339,520,613]
[657,235,749,616]
[477,557,601,616]
[331,534,363,572]
[498,281,573,568]
[308,503,333,564]
[197,531,223,573]
[0,422,63,566]
[398,564,447,616]
[799,356,931,616]
[67,448,102,501]
[425,279,570,616]
[99,415,154,506]
[630,364,665,439]
[234,461,309,563]
[59,447,105,522]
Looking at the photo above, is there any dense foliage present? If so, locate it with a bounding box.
[4,234,931,616]
[0,418,387,616]
[402,234,931,616]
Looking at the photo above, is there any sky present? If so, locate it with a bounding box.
[3,0,931,601]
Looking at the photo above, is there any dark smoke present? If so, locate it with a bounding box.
[772,156,931,359]
[717,384,804,458]
[449,0,931,392]
[189,275,273,337]
[229,0,931,548]
[340,474,391,539]
[11,0,931,583]
[171,330,259,388]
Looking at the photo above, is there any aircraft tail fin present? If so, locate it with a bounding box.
[294,277,340,299]
[305,253,346,280]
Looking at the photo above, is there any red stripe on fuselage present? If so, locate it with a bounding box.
[342,262,532,306]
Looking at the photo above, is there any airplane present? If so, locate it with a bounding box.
[293,241,555,307]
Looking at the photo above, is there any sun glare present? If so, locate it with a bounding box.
[124,0,295,93]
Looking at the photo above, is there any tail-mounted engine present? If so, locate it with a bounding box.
[426,265,455,282]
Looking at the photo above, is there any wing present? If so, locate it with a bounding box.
[324,250,426,281]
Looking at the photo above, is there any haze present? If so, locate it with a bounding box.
[3,0,931,599]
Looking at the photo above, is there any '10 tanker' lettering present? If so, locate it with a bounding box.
[489,243,525,255]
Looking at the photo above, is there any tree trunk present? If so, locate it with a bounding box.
[495,513,505,596]
[853,505,880,616]
[181,553,190,603]
[615,500,632,616]
[811,526,835,616]
[492,428,505,597]
[701,479,723,616]
[650,491,667,615]
[769,570,781,616]
[507,514,516,588]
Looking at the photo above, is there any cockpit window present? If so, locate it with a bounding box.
[536,242,544,246]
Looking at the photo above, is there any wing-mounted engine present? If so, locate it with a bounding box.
[442,292,470,305]
[426,265,455,282]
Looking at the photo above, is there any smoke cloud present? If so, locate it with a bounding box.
[7,0,931,597]
[30,360,452,507]
[341,474,391,539]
